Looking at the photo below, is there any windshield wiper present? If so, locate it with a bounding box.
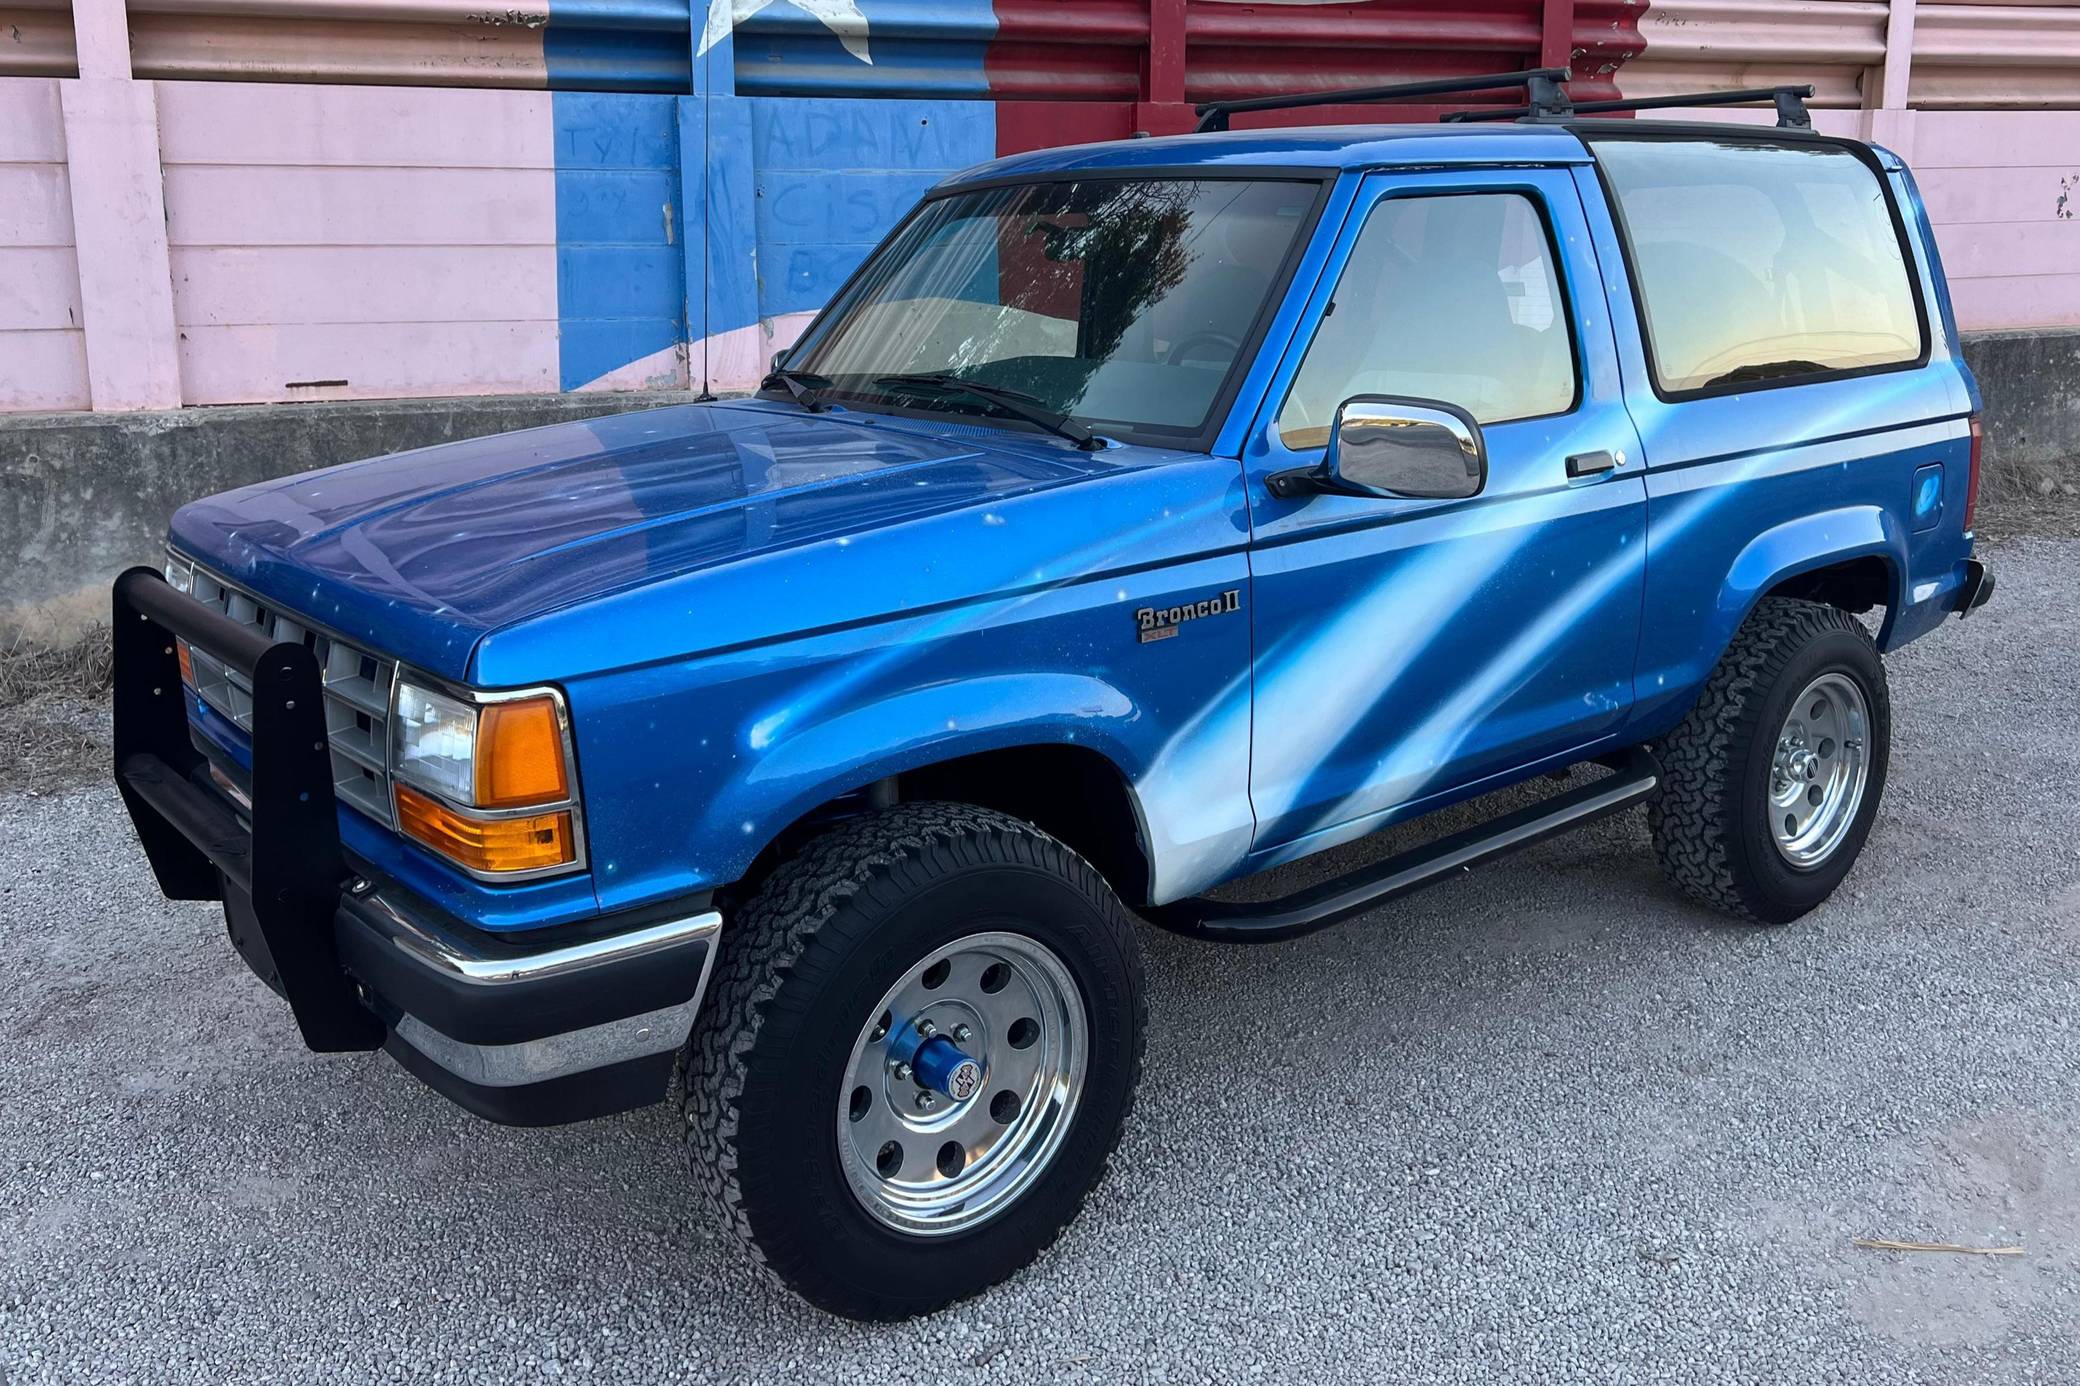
[1701,359,1828,389]
[872,373,1101,450]
[761,366,832,412]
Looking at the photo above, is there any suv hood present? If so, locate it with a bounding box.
[169,400,1230,683]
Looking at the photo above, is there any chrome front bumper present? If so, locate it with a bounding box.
[335,887,723,1125]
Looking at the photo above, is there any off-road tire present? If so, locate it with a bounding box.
[680,801,1146,1320]
[1650,596,1891,924]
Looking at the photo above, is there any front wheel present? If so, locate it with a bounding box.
[1650,596,1892,924]
[681,802,1145,1320]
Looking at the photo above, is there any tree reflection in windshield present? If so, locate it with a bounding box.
[787,177,1316,437]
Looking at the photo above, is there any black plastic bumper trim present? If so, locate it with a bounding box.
[1955,560,1994,617]
[383,1034,675,1127]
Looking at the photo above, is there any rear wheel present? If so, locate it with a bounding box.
[1650,597,1892,924]
[681,802,1145,1320]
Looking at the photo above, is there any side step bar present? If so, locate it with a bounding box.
[1145,747,1662,944]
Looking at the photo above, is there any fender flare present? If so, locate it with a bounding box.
[1717,504,1907,650]
[694,672,1154,884]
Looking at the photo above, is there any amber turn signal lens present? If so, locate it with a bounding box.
[175,639,195,687]
[395,784,574,874]
[475,695,570,808]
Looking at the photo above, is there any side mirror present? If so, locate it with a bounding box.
[1268,396,1487,502]
[770,347,792,373]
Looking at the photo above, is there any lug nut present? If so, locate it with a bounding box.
[916,1092,937,1112]
[917,1019,937,1038]
[891,1061,912,1082]
[952,1024,974,1044]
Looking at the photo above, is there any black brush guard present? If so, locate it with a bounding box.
[111,565,383,1053]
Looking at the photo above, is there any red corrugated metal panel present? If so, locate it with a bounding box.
[987,0,1637,106]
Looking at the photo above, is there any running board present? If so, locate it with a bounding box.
[1144,747,1662,944]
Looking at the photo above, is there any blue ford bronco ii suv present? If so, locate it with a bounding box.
[114,72,1993,1319]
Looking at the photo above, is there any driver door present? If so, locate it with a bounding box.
[1243,168,1648,861]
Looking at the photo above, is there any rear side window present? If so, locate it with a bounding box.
[1591,138,1924,395]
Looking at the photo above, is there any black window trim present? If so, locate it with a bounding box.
[1267,174,1588,458]
[1580,126,1934,406]
[771,165,1337,455]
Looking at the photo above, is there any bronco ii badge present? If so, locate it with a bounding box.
[1136,588,1242,643]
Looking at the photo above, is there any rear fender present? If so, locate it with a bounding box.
[1720,504,1907,650]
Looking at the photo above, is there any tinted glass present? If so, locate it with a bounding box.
[1592,138,1922,394]
[789,178,1316,434]
[1276,192,1576,450]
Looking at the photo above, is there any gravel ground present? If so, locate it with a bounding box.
[3,534,2076,1385]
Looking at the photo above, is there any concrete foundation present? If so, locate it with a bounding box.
[1960,331,2080,485]
[2,329,2073,645]
[1,391,690,642]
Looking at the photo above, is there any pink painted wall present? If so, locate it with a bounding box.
[5,0,2080,414]
[155,82,562,404]
[0,79,90,411]
[1912,111,2080,331]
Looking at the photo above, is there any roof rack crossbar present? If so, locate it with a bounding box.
[1193,67,1571,134]
[1443,84,1817,130]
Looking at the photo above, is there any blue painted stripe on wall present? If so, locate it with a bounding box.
[544,0,998,388]
[750,97,995,321]
[549,91,688,390]
[730,38,993,99]
[544,27,690,92]
[535,0,998,98]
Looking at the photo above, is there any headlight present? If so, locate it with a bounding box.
[395,682,479,802]
[392,679,578,876]
[162,558,195,685]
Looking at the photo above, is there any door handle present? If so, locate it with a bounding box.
[1565,449,1624,479]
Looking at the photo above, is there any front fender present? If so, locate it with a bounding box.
[714,672,1145,868]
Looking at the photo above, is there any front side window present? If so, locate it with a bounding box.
[1275,191,1577,451]
[787,177,1318,436]
[1591,137,1923,394]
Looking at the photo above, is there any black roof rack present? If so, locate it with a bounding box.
[1193,67,1571,134]
[1443,84,1816,130]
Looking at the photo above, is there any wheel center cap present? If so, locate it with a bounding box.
[912,1034,984,1101]
[1788,748,1820,782]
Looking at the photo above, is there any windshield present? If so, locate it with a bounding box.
[783,177,1319,438]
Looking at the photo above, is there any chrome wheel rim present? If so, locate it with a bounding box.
[1768,671,1871,869]
[836,931,1087,1237]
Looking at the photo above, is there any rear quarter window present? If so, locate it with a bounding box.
[1590,138,1925,396]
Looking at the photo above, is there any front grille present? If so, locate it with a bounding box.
[169,557,399,828]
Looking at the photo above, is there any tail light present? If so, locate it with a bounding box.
[1963,415,1983,532]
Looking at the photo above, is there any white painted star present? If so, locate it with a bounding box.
[698,0,873,65]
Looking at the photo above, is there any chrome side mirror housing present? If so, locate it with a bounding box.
[1268,396,1488,502]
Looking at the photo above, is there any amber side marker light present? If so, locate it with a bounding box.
[175,639,195,687]
[476,695,570,808]
[395,783,575,875]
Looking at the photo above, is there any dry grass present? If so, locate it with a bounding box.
[1977,457,2080,541]
[1,627,115,794]
[0,625,114,708]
